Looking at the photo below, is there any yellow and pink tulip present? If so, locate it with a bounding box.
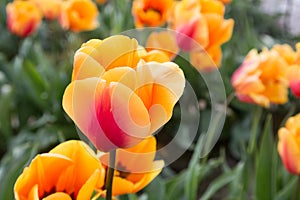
[62,35,185,152]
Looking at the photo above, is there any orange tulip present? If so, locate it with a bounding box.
[278,114,300,174]
[31,0,62,20]
[132,0,173,27]
[231,48,289,108]
[14,140,105,200]
[6,1,42,37]
[168,0,234,70]
[99,136,164,195]
[62,35,185,152]
[59,0,99,32]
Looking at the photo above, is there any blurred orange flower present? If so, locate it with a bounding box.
[168,0,234,70]
[218,0,231,4]
[6,1,42,37]
[99,136,164,195]
[14,140,105,200]
[31,0,63,20]
[132,0,173,27]
[62,35,185,152]
[59,0,99,32]
[278,114,300,175]
[287,43,300,97]
[231,48,289,108]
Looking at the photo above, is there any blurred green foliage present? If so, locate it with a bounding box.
[0,0,299,199]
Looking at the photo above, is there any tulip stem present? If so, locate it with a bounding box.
[105,150,116,200]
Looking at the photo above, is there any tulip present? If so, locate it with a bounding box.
[99,136,164,195]
[231,48,289,108]
[286,43,300,97]
[278,114,300,174]
[14,140,105,200]
[6,1,42,37]
[132,0,173,27]
[31,0,62,20]
[62,35,185,152]
[168,0,234,70]
[59,0,99,32]
[145,31,179,60]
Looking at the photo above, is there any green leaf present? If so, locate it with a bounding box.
[145,177,165,200]
[199,170,236,200]
[275,176,298,200]
[255,115,274,200]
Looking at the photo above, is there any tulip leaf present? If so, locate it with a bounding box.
[255,115,274,200]
[199,169,236,200]
[145,177,166,200]
[275,176,298,200]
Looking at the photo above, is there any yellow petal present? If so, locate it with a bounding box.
[77,169,102,200]
[42,192,72,200]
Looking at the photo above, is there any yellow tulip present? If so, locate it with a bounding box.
[62,35,185,152]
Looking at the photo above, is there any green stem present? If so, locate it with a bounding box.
[247,107,262,155]
[293,176,300,200]
[105,150,116,200]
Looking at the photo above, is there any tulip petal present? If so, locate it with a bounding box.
[14,154,73,199]
[50,140,105,193]
[73,51,105,80]
[77,169,101,200]
[112,177,134,195]
[43,192,72,200]
[132,160,164,193]
[93,35,140,70]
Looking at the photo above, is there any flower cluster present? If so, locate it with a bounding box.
[6,0,98,37]
[14,137,163,199]
[232,43,300,108]
[132,0,234,71]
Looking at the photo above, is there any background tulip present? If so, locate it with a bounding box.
[6,1,42,37]
[231,48,289,108]
[278,114,300,175]
[59,0,99,32]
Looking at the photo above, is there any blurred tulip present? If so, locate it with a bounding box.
[146,31,179,60]
[287,43,300,97]
[59,0,99,32]
[62,35,185,152]
[278,114,300,175]
[14,140,105,200]
[132,0,173,27]
[168,0,234,70]
[6,1,42,37]
[32,0,63,20]
[231,48,289,108]
[99,136,164,195]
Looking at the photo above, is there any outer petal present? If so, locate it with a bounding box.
[136,61,185,132]
[62,78,116,151]
[49,140,105,193]
[77,169,102,200]
[89,35,140,70]
[43,192,72,200]
[96,80,151,149]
